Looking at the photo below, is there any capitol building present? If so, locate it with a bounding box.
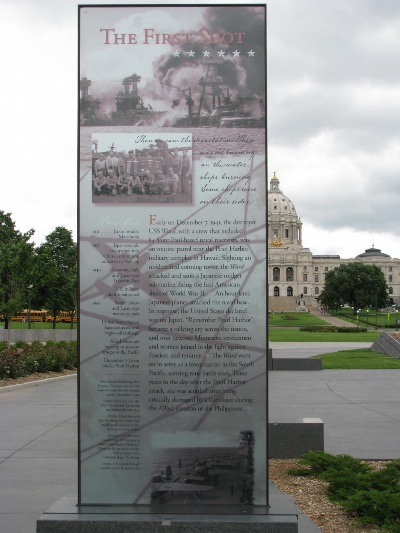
[268,173,400,311]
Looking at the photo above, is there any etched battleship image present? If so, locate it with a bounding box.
[149,431,255,505]
[80,52,265,128]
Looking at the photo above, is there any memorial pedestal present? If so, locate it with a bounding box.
[37,485,298,533]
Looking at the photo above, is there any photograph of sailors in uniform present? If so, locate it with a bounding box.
[92,135,192,204]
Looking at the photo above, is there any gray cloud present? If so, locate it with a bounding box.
[2,0,399,255]
[268,0,400,252]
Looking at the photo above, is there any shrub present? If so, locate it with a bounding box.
[14,340,29,349]
[28,341,50,373]
[299,326,367,333]
[0,341,77,379]
[287,451,369,476]
[287,451,400,532]
[0,347,25,379]
[343,489,400,530]
[300,326,337,332]
[57,340,77,369]
[336,327,368,333]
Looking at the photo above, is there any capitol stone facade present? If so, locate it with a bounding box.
[268,173,400,311]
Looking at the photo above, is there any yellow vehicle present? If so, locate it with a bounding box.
[46,311,77,323]
[11,310,49,322]
[58,311,77,323]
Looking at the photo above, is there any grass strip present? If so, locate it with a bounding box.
[269,329,380,342]
[313,348,400,369]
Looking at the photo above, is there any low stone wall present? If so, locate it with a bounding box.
[0,328,77,343]
[268,349,322,370]
[268,418,324,459]
[272,358,322,371]
[371,331,400,358]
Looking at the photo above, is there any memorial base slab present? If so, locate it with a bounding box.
[37,486,298,533]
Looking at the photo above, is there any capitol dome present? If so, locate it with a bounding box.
[268,172,298,217]
[268,173,303,248]
[356,246,390,259]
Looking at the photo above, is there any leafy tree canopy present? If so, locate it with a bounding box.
[34,227,77,327]
[0,211,35,326]
[318,262,389,314]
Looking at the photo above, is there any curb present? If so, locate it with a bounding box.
[0,373,77,394]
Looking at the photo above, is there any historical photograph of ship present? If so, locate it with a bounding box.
[79,6,265,129]
[149,431,255,505]
[92,133,193,204]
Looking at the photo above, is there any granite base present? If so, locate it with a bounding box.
[268,418,324,459]
[37,487,298,533]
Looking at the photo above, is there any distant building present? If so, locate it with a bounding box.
[268,173,399,311]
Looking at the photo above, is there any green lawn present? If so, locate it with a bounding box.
[334,309,400,329]
[269,329,380,342]
[269,313,329,327]
[313,348,400,369]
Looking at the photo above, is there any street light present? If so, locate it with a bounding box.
[366,309,369,327]
[27,284,33,330]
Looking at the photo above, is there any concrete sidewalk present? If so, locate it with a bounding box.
[0,376,77,533]
[308,310,355,329]
[1,364,400,533]
[269,369,400,459]
[269,341,373,358]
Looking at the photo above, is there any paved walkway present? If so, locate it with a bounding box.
[270,341,373,358]
[1,360,399,533]
[0,376,76,533]
[309,309,362,328]
[269,368,400,459]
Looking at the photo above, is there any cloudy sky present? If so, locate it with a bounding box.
[2,0,399,259]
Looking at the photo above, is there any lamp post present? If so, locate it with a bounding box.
[27,284,33,330]
[366,309,369,328]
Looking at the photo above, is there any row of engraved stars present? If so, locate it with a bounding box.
[172,49,255,58]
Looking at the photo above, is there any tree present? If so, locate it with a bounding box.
[0,211,35,329]
[318,262,389,314]
[34,227,77,329]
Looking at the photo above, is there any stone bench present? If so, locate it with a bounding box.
[268,418,324,459]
